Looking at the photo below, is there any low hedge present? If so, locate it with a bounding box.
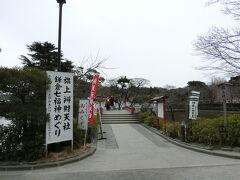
[138,111,240,146]
[137,112,180,139]
[165,121,180,139]
[136,112,148,123]
[189,114,240,146]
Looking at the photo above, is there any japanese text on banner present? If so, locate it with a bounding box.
[89,74,100,124]
[78,100,89,130]
[46,71,73,145]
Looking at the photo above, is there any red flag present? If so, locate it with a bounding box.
[89,74,100,124]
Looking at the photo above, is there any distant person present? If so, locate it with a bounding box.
[110,96,114,109]
[114,97,118,110]
[105,97,111,111]
[117,97,122,110]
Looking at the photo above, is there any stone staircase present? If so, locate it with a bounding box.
[101,110,139,124]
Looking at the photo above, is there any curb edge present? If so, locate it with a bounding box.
[0,146,97,171]
[141,123,240,160]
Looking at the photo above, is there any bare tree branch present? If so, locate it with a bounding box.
[194,27,240,76]
[75,51,118,82]
[130,78,151,88]
[207,0,240,20]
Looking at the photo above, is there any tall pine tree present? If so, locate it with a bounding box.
[20,41,74,72]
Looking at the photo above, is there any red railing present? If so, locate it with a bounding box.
[122,106,135,114]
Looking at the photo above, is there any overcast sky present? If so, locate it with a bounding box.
[0,0,237,87]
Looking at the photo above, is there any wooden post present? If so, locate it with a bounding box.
[223,100,227,127]
[164,101,167,133]
[84,128,88,146]
[45,144,48,158]
[98,111,106,140]
[185,100,188,138]
[156,103,160,129]
[71,140,73,151]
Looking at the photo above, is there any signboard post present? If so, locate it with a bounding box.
[78,100,89,130]
[217,83,232,127]
[216,83,232,145]
[189,91,200,120]
[78,100,89,146]
[157,103,164,119]
[150,96,168,131]
[46,71,74,155]
[158,102,166,132]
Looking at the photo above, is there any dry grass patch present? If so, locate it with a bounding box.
[36,144,92,163]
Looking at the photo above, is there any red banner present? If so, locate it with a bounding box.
[89,74,100,124]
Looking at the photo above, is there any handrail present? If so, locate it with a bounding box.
[122,106,135,114]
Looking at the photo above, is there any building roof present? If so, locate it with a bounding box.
[150,95,168,102]
[217,82,232,87]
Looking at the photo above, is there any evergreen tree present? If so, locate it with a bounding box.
[0,67,50,161]
[20,41,74,72]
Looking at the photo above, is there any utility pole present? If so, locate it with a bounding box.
[56,0,66,72]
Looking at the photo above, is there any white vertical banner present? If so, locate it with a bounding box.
[78,100,89,130]
[189,100,199,120]
[189,91,200,120]
[157,103,164,118]
[94,101,100,115]
[46,71,74,145]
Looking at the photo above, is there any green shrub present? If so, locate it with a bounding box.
[144,115,155,126]
[139,109,240,146]
[191,117,221,145]
[159,119,165,131]
[166,122,180,139]
[88,115,100,140]
[225,114,240,146]
[73,115,100,148]
[137,111,157,127]
[189,114,240,146]
[73,119,86,148]
[137,112,148,123]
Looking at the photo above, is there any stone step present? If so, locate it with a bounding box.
[102,118,138,121]
[101,117,137,119]
[101,114,135,117]
[102,116,135,118]
[101,112,138,124]
[102,120,139,124]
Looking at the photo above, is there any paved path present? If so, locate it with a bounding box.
[1,124,240,180]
